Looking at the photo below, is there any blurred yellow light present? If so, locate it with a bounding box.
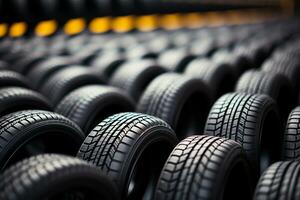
[89,17,111,33]
[204,12,227,26]
[0,24,8,37]
[112,16,134,33]
[160,14,182,30]
[9,22,27,37]
[64,18,86,35]
[35,20,57,37]
[281,0,294,15]
[136,15,158,31]
[183,13,206,28]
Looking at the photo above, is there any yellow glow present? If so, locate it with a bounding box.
[160,14,182,30]
[35,20,57,37]
[136,15,158,31]
[9,22,27,37]
[183,13,206,28]
[89,17,111,33]
[204,12,227,26]
[281,0,294,15]
[64,18,86,35]
[0,24,8,37]
[112,16,134,33]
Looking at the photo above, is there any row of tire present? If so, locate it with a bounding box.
[0,19,299,199]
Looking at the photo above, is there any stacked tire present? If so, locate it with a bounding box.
[0,17,299,200]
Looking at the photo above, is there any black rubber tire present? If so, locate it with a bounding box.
[56,85,135,134]
[158,48,196,72]
[110,60,166,101]
[254,161,300,200]
[26,56,71,90]
[213,49,252,76]
[204,92,282,174]
[282,107,300,161]
[155,135,254,200]
[185,58,237,99]
[137,73,212,140]
[40,66,104,106]
[233,44,260,68]
[262,57,300,92]
[0,87,51,116]
[11,53,46,75]
[90,52,126,82]
[0,154,119,200]
[0,110,84,171]
[77,112,178,200]
[235,69,296,122]
[0,70,30,88]
[0,60,9,69]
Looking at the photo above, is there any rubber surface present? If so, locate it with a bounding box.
[282,107,300,161]
[213,49,252,76]
[26,56,71,89]
[155,135,254,200]
[11,53,46,75]
[235,69,295,122]
[185,58,237,99]
[40,66,105,106]
[262,57,300,92]
[204,92,282,174]
[158,48,196,72]
[110,60,166,101]
[90,51,126,82]
[0,110,84,171]
[0,87,51,116]
[0,154,119,200]
[56,85,135,134]
[137,73,212,140]
[0,70,30,88]
[77,112,178,199]
[254,161,300,200]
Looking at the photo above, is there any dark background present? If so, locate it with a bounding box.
[296,0,300,14]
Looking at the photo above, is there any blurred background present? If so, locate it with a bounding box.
[0,0,298,38]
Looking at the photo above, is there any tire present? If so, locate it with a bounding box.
[90,51,126,82]
[40,66,104,106]
[0,110,84,171]
[262,57,300,92]
[0,70,30,88]
[11,53,46,74]
[235,69,296,122]
[233,43,263,68]
[26,56,71,89]
[213,49,252,76]
[137,73,212,140]
[185,58,237,99]
[77,112,178,200]
[204,92,282,174]
[254,161,300,200]
[0,60,9,69]
[56,85,135,134]
[0,87,51,116]
[0,154,119,200]
[158,48,196,72]
[155,135,254,200]
[282,107,300,161]
[110,60,166,101]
